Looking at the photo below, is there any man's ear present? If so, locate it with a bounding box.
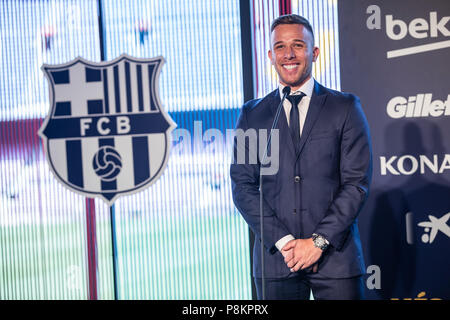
[312,46,320,62]
[268,49,273,62]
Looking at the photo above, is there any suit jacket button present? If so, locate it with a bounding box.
[294,176,301,183]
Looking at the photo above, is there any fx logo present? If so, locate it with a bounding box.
[39,54,176,205]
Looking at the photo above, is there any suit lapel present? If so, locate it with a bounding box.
[296,81,327,159]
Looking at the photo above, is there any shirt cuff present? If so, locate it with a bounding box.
[275,234,295,251]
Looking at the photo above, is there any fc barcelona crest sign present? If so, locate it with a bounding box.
[39,54,176,205]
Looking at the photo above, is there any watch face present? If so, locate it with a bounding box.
[314,237,327,250]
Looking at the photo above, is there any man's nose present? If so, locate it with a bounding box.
[284,46,295,59]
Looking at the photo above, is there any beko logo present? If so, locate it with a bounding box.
[380,154,450,176]
[387,94,450,118]
[366,5,450,58]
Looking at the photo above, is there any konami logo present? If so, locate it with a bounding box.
[387,94,450,118]
[380,154,450,175]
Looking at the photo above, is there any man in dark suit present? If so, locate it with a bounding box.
[230,14,372,300]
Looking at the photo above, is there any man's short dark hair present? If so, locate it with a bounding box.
[270,14,315,44]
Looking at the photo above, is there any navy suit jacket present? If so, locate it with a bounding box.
[230,81,372,279]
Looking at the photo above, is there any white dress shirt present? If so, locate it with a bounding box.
[274,77,315,252]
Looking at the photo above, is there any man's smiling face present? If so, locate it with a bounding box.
[268,23,319,91]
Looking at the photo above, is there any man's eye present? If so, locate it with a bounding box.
[275,45,284,50]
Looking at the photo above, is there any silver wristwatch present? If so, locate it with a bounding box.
[312,233,329,251]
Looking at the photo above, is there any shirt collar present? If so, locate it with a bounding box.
[279,76,315,98]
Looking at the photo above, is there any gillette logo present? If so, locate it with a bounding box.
[387,94,450,118]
